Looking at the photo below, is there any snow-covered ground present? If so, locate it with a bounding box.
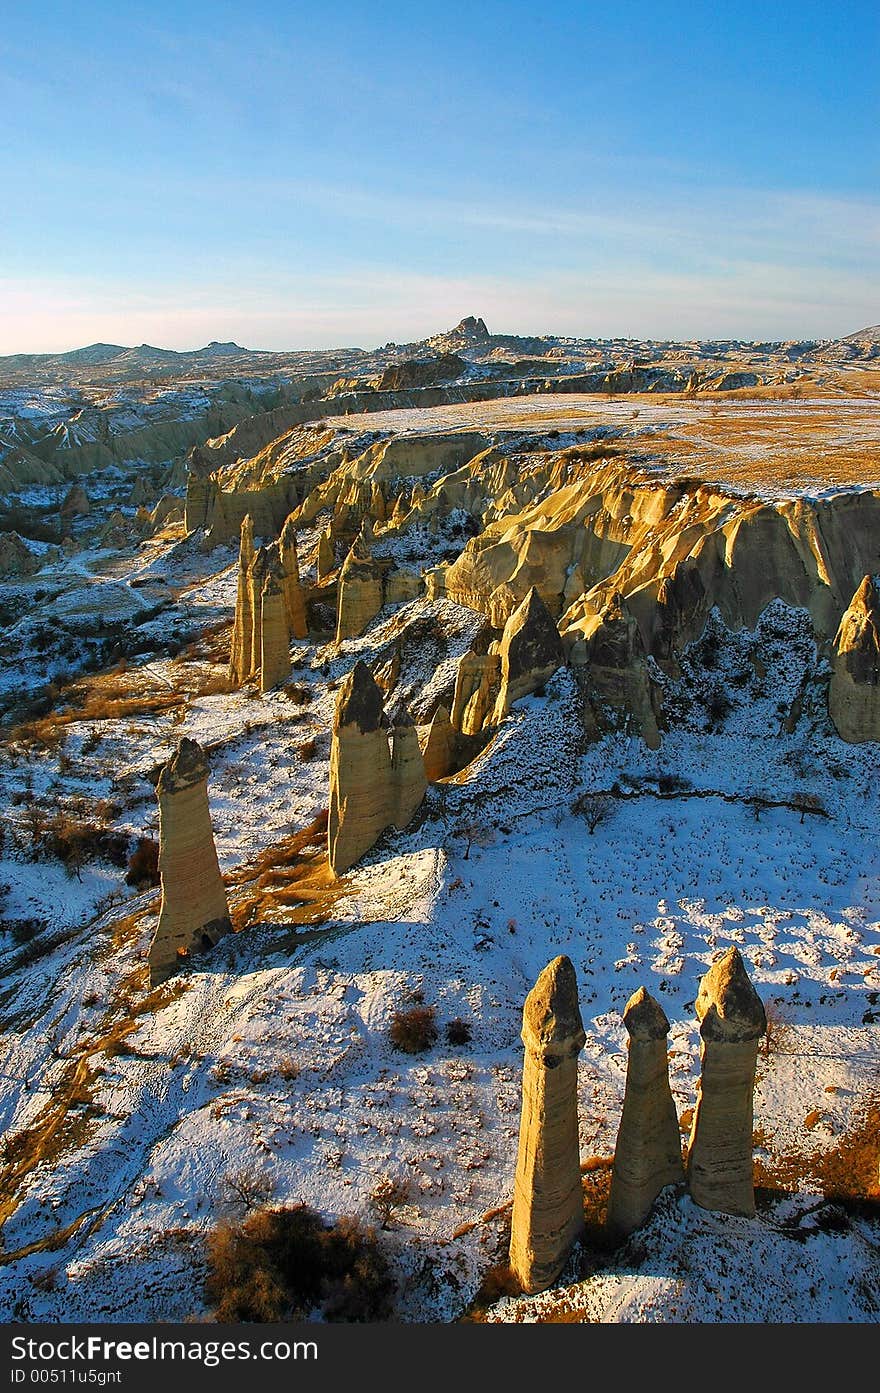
[0,547,877,1323]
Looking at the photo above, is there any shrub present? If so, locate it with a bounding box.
[125,837,161,889]
[572,792,613,834]
[369,1174,412,1229]
[389,1005,437,1054]
[445,1017,472,1046]
[297,737,318,761]
[204,1203,394,1323]
[284,683,314,706]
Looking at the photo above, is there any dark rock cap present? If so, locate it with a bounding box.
[696,947,767,1041]
[522,955,586,1058]
[334,660,386,735]
[623,986,670,1040]
[505,587,564,681]
[156,736,209,795]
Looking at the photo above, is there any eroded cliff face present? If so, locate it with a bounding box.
[828,575,880,742]
[182,416,880,745]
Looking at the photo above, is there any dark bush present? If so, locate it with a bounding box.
[126,837,161,888]
[445,1017,472,1046]
[389,1005,438,1054]
[204,1204,394,1323]
[296,737,318,761]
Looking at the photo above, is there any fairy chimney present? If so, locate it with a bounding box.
[607,988,684,1238]
[390,705,427,829]
[328,661,393,875]
[509,956,586,1294]
[279,513,308,640]
[229,514,256,686]
[317,528,335,581]
[247,545,270,681]
[828,576,880,742]
[336,537,384,641]
[686,947,767,1216]
[260,555,291,693]
[148,738,231,986]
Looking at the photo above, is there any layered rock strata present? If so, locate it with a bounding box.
[607,988,684,1237]
[828,575,880,742]
[509,956,586,1294]
[149,738,231,986]
[686,947,766,1216]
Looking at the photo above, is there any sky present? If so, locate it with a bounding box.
[0,1,878,352]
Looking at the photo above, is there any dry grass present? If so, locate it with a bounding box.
[225,810,347,929]
[754,1098,880,1201]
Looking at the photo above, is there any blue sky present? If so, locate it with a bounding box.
[1,1,877,351]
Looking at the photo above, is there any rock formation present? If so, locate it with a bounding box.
[247,545,270,682]
[0,532,41,577]
[607,987,684,1237]
[149,738,231,986]
[259,555,291,692]
[509,956,586,1294]
[420,704,455,781]
[390,705,427,828]
[317,528,335,580]
[492,585,564,722]
[229,514,256,686]
[575,590,662,748]
[336,536,385,641]
[686,947,766,1216]
[828,576,880,742]
[328,663,429,874]
[328,661,394,875]
[278,513,308,640]
[450,650,501,735]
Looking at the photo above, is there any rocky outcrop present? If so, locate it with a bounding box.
[450,650,501,735]
[493,586,564,722]
[828,576,880,742]
[686,947,766,1217]
[60,483,90,526]
[278,512,308,640]
[335,537,385,641]
[0,531,41,577]
[509,956,586,1295]
[149,738,231,986]
[607,988,684,1238]
[574,590,662,749]
[376,353,467,392]
[229,515,256,686]
[420,704,455,781]
[390,706,427,828]
[328,663,427,874]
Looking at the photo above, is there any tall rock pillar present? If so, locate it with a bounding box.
[328,661,393,875]
[607,987,684,1238]
[229,514,255,686]
[260,556,291,693]
[686,947,766,1216]
[389,705,427,829]
[279,513,308,640]
[509,955,586,1294]
[148,738,231,986]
